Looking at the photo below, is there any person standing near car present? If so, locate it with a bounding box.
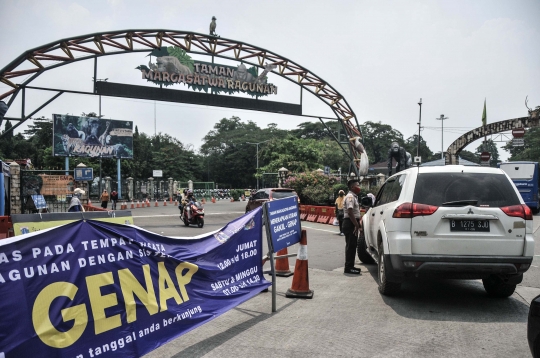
[335,190,346,236]
[100,189,109,209]
[342,178,362,275]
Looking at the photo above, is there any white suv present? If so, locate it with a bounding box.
[358,165,535,297]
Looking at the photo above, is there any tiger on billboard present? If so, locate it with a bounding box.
[52,114,133,158]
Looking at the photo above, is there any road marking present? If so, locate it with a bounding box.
[302,225,340,234]
[133,212,244,218]
[531,265,539,268]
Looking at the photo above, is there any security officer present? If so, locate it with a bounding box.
[342,178,362,274]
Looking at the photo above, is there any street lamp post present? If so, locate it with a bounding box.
[93,77,108,195]
[436,114,448,159]
[416,98,422,164]
[246,140,271,190]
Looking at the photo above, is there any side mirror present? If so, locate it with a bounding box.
[360,196,373,207]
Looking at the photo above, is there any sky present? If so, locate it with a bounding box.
[1,0,539,162]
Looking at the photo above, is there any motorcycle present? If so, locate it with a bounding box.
[179,201,205,228]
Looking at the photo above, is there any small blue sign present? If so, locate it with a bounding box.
[324,166,330,175]
[265,196,301,252]
[74,167,93,181]
[31,195,47,209]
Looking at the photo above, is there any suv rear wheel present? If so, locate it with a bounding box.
[378,248,401,296]
[482,275,518,298]
[357,229,375,264]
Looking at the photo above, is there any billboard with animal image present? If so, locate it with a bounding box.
[52,114,133,158]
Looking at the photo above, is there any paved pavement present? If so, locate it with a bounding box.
[125,200,540,358]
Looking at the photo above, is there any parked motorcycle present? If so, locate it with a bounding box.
[179,201,205,228]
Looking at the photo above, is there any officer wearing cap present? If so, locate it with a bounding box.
[342,177,362,274]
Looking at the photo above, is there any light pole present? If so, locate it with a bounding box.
[416,98,422,162]
[246,139,271,190]
[92,77,108,195]
[436,114,448,159]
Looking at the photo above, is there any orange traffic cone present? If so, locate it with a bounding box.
[155,200,158,207]
[211,197,216,203]
[146,199,150,207]
[275,248,293,277]
[201,197,206,204]
[136,200,140,208]
[130,201,134,209]
[286,230,313,299]
[174,199,178,206]
[163,199,167,206]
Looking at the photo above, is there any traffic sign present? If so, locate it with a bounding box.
[512,138,525,147]
[512,128,525,138]
[480,152,491,161]
[74,167,93,181]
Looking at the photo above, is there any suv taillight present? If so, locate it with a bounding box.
[500,204,532,220]
[393,203,439,218]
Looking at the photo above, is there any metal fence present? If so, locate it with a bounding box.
[20,170,76,213]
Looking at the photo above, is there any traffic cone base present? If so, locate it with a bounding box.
[275,248,293,277]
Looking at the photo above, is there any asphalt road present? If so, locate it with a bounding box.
[131,199,540,357]
[132,199,540,290]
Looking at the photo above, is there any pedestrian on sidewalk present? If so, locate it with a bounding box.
[100,189,109,209]
[342,178,362,275]
[335,189,345,235]
[110,190,118,210]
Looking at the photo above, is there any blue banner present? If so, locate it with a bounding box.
[266,197,301,252]
[0,207,269,357]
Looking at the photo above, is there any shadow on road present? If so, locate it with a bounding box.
[363,264,529,323]
[170,296,296,358]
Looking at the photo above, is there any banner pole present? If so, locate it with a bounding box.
[263,203,277,312]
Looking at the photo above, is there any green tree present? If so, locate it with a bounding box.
[201,117,287,188]
[502,127,540,163]
[403,134,435,162]
[291,121,339,140]
[458,150,479,164]
[359,121,404,165]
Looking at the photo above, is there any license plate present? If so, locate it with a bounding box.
[450,219,490,232]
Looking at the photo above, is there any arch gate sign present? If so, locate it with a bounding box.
[444,110,540,165]
[0,30,368,176]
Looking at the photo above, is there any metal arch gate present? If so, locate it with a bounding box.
[0,29,368,177]
[444,112,540,165]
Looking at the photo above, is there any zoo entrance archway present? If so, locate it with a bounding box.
[0,30,369,194]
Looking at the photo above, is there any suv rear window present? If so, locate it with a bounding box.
[413,172,520,207]
[271,190,297,199]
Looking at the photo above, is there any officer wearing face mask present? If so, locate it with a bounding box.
[342,178,362,275]
[387,141,409,177]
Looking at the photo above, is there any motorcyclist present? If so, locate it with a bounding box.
[182,190,196,220]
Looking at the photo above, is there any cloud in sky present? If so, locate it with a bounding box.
[1,0,539,161]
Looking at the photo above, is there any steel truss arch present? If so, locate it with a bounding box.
[445,113,540,165]
[0,29,367,176]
